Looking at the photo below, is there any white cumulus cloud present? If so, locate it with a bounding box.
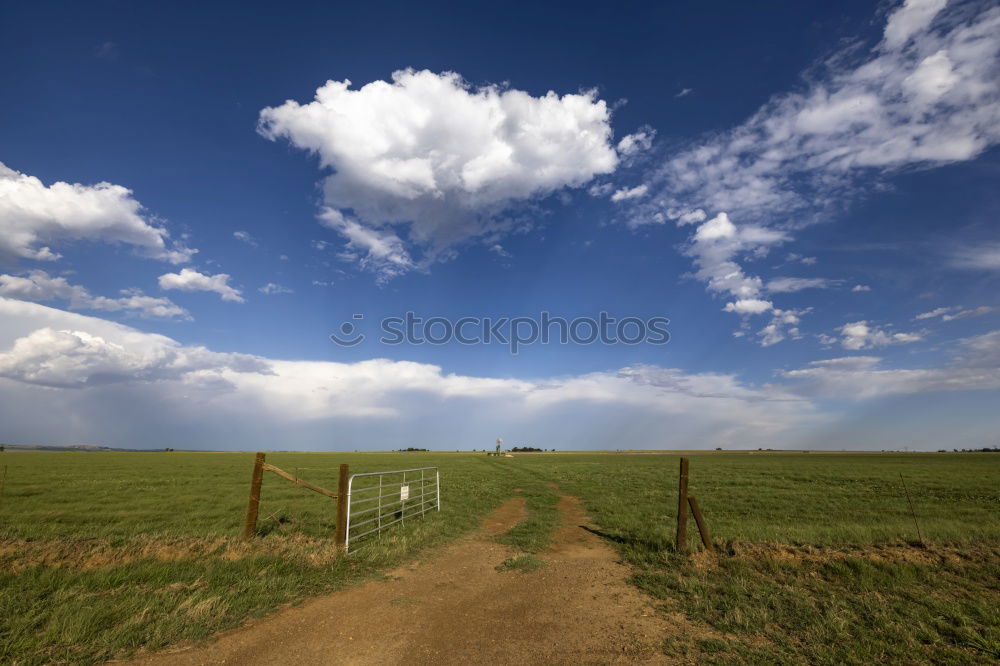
[0,300,267,389]
[158,268,244,303]
[258,69,620,280]
[0,327,266,388]
[724,299,773,315]
[0,162,194,264]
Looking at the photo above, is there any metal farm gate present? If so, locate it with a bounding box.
[345,466,440,551]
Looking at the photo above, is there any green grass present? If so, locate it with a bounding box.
[636,549,1000,664]
[492,482,560,553]
[0,451,520,664]
[510,452,1000,547]
[506,452,1000,664]
[1,450,998,664]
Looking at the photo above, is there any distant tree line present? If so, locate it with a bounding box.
[397,447,430,452]
[940,447,1000,453]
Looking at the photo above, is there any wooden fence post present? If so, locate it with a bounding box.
[688,496,713,551]
[243,452,266,540]
[335,463,350,552]
[676,457,689,551]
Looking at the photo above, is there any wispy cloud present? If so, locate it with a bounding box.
[620,0,999,345]
[94,41,118,62]
[616,128,655,157]
[949,242,1000,271]
[0,270,190,320]
[258,282,293,295]
[767,277,839,293]
[915,306,952,320]
[916,305,996,321]
[785,329,1000,399]
[233,230,258,247]
[634,0,1000,225]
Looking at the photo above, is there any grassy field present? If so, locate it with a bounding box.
[513,452,1000,664]
[0,450,998,664]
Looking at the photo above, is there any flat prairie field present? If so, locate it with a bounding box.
[0,451,998,664]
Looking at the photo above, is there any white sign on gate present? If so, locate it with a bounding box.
[400,485,410,501]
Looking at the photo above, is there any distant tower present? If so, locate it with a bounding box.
[496,438,502,454]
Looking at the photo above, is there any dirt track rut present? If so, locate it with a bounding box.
[129,494,688,665]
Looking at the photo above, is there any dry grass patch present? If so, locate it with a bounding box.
[687,541,1000,571]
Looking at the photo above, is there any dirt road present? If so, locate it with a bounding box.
[130,494,695,665]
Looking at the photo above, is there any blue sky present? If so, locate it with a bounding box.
[1,0,998,451]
